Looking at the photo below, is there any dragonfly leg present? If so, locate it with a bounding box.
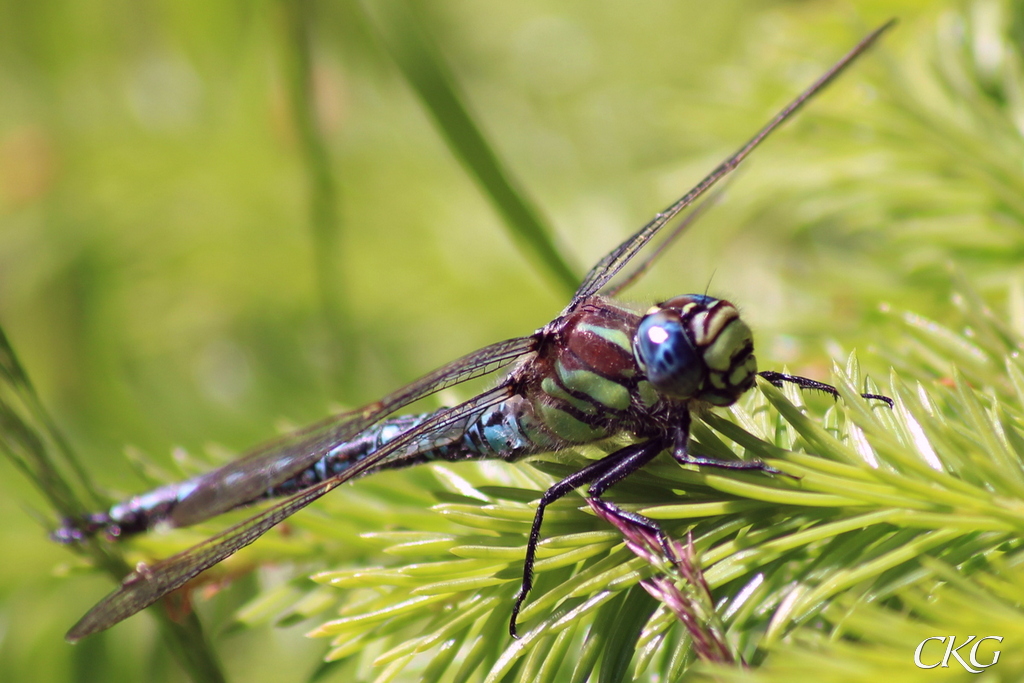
[585,440,675,558]
[671,412,780,474]
[510,439,667,638]
[758,371,893,407]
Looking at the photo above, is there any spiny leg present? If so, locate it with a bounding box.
[580,419,782,619]
[514,378,886,637]
[510,439,667,637]
[511,415,789,636]
[759,370,893,407]
[585,439,676,559]
[670,411,780,476]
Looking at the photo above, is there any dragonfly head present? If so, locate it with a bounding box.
[633,294,757,406]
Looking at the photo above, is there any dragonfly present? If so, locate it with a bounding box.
[56,21,894,643]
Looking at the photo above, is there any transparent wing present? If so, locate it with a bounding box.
[566,20,894,313]
[600,182,727,299]
[170,335,537,527]
[66,384,516,642]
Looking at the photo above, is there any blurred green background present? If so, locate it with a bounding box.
[2,0,1018,681]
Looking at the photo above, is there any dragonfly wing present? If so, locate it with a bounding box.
[600,183,727,299]
[66,384,517,642]
[170,335,538,527]
[565,21,894,312]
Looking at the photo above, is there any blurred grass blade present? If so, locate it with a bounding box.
[0,324,98,518]
[361,0,578,294]
[278,0,354,397]
[0,322,228,683]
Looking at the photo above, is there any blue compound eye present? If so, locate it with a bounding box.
[634,310,705,400]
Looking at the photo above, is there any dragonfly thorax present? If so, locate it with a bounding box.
[633,294,756,407]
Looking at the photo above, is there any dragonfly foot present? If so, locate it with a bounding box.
[758,371,894,408]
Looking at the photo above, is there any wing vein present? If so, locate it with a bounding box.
[66,384,517,642]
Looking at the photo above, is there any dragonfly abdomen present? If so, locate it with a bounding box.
[267,398,558,495]
[261,412,438,498]
[54,401,556,542]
